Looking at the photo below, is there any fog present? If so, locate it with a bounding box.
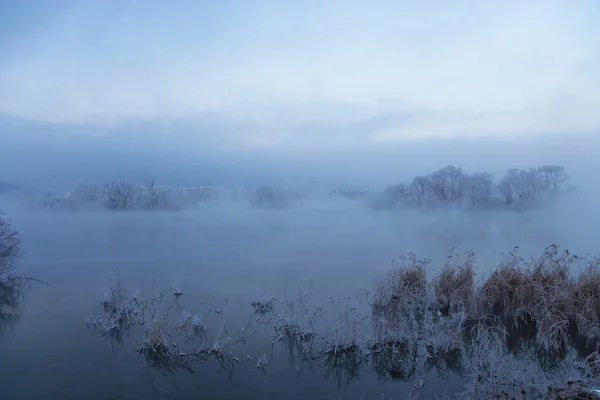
[2,116,600,192]
[1,114,600,399]
[2,1,600,398]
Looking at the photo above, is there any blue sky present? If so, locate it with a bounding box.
[1,0,600,147]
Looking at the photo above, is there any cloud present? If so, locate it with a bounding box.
[0,0,599,143]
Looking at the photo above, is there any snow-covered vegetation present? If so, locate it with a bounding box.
[85,244,600,399]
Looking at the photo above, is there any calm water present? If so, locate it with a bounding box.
[0,198,596,399]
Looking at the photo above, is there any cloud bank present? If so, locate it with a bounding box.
[1,0,599,145]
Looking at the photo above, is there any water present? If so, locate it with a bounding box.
[0,198,597,399]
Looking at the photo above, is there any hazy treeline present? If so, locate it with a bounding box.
[10,164,570,212]
[368,164,570,211]
[19,179,304,211]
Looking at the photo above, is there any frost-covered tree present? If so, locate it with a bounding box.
[144,178,160,210]
[409,175,430,207]
[103,181,134,210]
[498,168,541,206]
[536,165,568,196]
[427,165,467,204]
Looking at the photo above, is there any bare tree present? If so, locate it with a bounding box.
[467,172,493,209]
[497,178,514,206]
[536,165,568,196]
[427,165,466,204]
[144,178,159,210]
[409,176,429,207]
[497,168,543,207]
[0,213,21,278]
[103,181,134,210]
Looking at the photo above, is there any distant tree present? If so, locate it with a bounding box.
[497,168,541,207]
[103,181,134,210]
[144,178,159,209]
[536,165,568,196]
[0,213,21,278]
[467,172,493,209]
[409,176,430,207]
[427,165,466,204]
[497,177,514,206]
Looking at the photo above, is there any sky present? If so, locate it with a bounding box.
[1,1,600,144]
[0,1,599,190]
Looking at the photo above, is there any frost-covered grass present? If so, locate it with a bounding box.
[433,251,477,316]
[87,273,235,375]
[86,244,600,398]
[87,272,147,343]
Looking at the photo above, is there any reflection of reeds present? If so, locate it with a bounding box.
[371,339,418,382]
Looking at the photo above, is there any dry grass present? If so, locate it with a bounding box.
[433,250,476,316]
[573,259,600,341]
[478,247,535,319]
[371,245,600,392]
[478,246,576,327]
[372,253,429,342]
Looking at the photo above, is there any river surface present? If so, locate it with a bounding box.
[0,198,596,399]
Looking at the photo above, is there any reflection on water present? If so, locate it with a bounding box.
[0,277,30,335]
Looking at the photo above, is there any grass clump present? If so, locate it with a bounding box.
[573,258,600,341]
[433,250,476,316]
[372,253,430,342]
[478,246,534,319]
[87,272,146,343]
[478,244,576,348]
[88,274,235,376]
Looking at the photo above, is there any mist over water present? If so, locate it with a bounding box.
[1,183,599,398]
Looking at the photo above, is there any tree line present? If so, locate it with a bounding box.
[371,164,569,210]
[17,164,570,211]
